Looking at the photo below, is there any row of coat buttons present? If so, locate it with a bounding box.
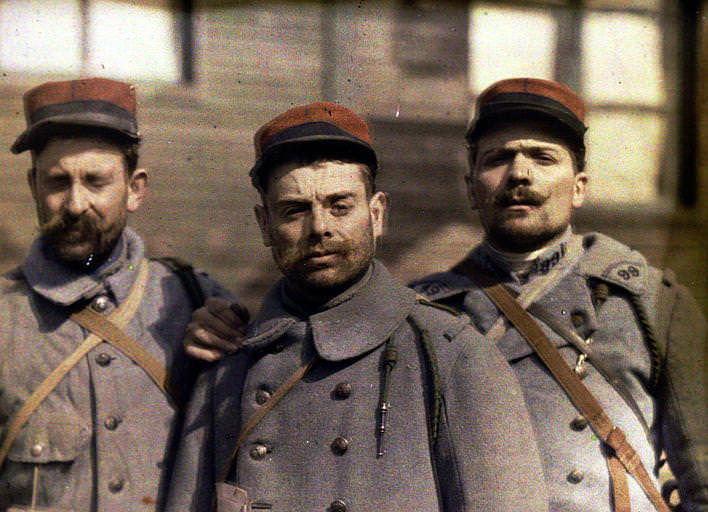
[567,414,588,484]
[93,295,124,495]
[250,381,352,510]
[249,436,350,461]
[254,382,352,406]
[251,383,351,459]
[30,444,124,492]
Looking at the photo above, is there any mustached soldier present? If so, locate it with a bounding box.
[411,78,708,512]
[0,78,240,511]
[166,102,549,512]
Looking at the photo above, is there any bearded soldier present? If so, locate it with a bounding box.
[0,78,241,511]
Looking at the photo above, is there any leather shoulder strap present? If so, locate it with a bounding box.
[456,257,670,512]
[153,256,206,309]
[0,259,150,470]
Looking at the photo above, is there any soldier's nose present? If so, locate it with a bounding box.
[65,183,89,216]
[507,154,533,183]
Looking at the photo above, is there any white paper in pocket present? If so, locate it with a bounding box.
[215,482,250,512]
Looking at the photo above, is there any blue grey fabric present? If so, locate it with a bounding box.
[0,228,232,512]
[166,260,549,512]
[411,232,708,512]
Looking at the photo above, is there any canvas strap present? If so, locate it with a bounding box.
[0,259,150,470]
[454,257,670,512]
[219,356,318,483]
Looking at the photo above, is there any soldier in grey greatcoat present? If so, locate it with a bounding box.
[0,78,237,511]
[166,102,549,512]
[410,78,708,512]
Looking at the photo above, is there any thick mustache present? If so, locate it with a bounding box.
[494,187,548,207]
[40,213,97,238]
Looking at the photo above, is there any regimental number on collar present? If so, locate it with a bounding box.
[531,242,567,276]
[601,260,644,290]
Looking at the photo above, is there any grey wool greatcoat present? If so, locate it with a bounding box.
[0,228,231,512]
[411,231,708,512]
[166,260,549,512]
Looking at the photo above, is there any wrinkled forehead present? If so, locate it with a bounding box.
[265,159,369,200]
[479,118,571,147]
[34,136,128,172]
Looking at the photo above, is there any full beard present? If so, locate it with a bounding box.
[39,211,126,269]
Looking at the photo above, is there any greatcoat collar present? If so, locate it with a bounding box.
[243,259,417,362]
[412,227,581,302]
[573,232,649,296]
[21,227,144,307]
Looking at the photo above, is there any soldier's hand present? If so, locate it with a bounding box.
[184,297,249,362]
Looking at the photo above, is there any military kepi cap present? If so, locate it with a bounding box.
[466,78,587,145]
[11,77,139,154]
[250,102,377,189]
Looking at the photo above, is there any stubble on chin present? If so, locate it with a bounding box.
[274,238,375,297]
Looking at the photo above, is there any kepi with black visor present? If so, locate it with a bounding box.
[249,101,378,192]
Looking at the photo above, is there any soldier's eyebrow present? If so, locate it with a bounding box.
[323,191,356,203]
[272,197,311,210]
[479,143,561,160]
[478,147,515,161]
[275,190,355,203]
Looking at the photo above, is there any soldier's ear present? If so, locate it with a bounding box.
[27,168,38,202]
[572,171,588,209]
[127,169,148,213]
[464,174,478,210]
[254,204,272,247]
[369,191,388,239]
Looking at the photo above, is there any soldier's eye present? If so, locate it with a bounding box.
[331,202,351,216]
[536,154,557,165]
[45,176,70,190]
[282,205,307,217]
[85,174,110,187]
[482,154,509,167]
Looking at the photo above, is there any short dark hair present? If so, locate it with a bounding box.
[256,143,376,198]
[466,114,586,175]
[30,125,140,176]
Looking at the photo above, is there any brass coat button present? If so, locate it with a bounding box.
[108,477,124,493]
[95,353,112,366]
[570,416,589,431]
[30,443,43,457]
[255,389,271,405]
[250,443,268,460]
[331,437,349,455]
[329,499,347,512]
[92,295,110,312]
[574,365,588,379]
[104,416,119,430]
[334,382,352,399]
[568,469,585,484]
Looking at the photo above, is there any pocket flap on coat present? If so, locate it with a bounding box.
[7,413,90,463]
